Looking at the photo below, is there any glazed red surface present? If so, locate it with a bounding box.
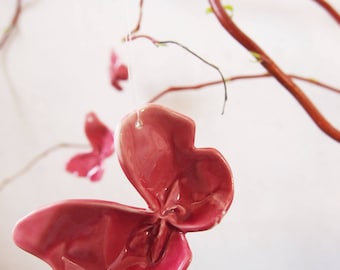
[14,104,233,269]
[117,105,233,232]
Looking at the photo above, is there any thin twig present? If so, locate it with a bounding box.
[0,0,22,50]
[148,73,340,102]
[130,0,144,35]
[208,0,340,142]
[130,35,228,114]
[123,0,144,41]
[0,143,89,191]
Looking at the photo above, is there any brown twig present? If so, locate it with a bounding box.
[0,0,22,50]
[208,0,340,142]
[148,73,340,103]
[0,143,89,191]
[123,0,144,41]
[130,0,144,35]
[314,0,340,24]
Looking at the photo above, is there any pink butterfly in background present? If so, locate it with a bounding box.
[110,50,128,91]
[14,104,233,269]
[66,112,114,181]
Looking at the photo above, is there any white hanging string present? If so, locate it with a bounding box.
[123,1,143,128]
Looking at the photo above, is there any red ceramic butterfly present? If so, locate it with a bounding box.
[14,104,233,269]
[66,112,114,181]
[110,50,128,91]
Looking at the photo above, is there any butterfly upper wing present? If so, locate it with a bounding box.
[85,112,114,158]
[117,104,233,232]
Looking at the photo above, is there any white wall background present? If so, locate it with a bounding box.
[1,0,340,269]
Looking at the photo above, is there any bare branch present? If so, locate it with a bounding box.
[0,143,89,191]
[149,73,340,102]
[0,0,22,50]
[208,0,340,142]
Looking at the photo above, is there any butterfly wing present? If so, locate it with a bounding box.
[66,152,103,181]
[117,104,233,232]
[14,200,153,270]
[13,200,192,270]
[85,112,114,158]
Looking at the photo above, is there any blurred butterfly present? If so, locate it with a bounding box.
[66,112,114,181]
[110,50,128,91]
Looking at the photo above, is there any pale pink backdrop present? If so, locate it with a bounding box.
[1,0,339,269]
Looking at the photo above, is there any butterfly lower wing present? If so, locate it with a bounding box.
[66,153,103,181]
[13,200,153,270]
[150,232,191,270]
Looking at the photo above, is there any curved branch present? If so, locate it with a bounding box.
[314,0,340,24]
[148,73,340,103]
[123,0,144,41]
[131,0,144,34]
[208,0,340,142]
[0,0,22,50]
